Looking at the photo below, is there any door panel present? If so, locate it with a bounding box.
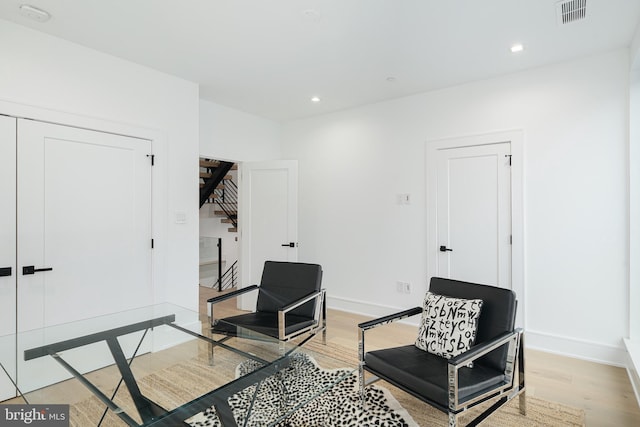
[239,160,298,310]
[0,115,16,400]
[16,119,152,392]
[436,143,511,288]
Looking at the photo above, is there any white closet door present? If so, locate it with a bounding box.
[0,115,16,401]
[435,142,512,288]
[16,119,153,392]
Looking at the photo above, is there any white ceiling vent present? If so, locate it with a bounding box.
[556,0,587,25]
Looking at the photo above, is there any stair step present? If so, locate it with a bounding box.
[200,173,233,181]
[228,227,237,232]
[199,182,222,189]
[200,160,238,170]
[221,218,236,224]
[201,174,231,180]
[199,159,220,168]
[215,211,237,216]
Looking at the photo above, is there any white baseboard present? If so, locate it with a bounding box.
[526,329,626,366]
[327,295,420,326]
[624,339,640,406]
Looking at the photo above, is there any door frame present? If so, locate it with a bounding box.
[0,100,167,304]
[0,115,17,400]
[426,130,524,327]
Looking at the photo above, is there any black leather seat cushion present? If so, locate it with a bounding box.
[213,312,316,339]
[365,345,508,409]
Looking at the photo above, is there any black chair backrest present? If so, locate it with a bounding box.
[429,277,516,371]
[256,261,323,318]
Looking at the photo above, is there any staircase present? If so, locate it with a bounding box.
[199,159,238,232]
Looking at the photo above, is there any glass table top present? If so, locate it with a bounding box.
[0,303,355,427]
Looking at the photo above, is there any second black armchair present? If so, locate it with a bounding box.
[358,277,525,427]
[208,261,326,344]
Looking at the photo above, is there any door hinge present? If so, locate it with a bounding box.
[505,154,512,166]
[151,238,154,249]
[147,154,155,166]
[510,235,513,245]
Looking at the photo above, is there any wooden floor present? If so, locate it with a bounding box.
[7,287,640,426]
[202,286,640,426]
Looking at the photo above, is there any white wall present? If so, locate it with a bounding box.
[282,49,630,365]
[0,19,200,310]
[200,99,281,161]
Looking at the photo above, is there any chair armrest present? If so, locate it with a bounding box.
[279,289,323,314]
[207,285,259,304]
[447,328,523,411]
[277,289,326,341]
[358,307,422,331]
[448,328,522,367]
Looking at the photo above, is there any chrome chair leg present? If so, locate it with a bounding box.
[448,412,458,427]
[519,391,527,415]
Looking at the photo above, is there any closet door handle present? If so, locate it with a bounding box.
[22,266,53,275]
[0,267,11,277]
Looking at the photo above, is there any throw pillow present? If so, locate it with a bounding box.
[414,291,483,359]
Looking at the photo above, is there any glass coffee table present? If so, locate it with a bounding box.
[0,303,355,426]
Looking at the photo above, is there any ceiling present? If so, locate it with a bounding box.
[1,0,639,122]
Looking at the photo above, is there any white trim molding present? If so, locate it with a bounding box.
[327,296,420,327]
[527,329,627,367]
[425,129,525,328]
[624,339,640,406]
[0,98,169,306]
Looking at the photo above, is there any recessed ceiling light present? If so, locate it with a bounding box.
[510,44,524,53]
[310,96,321,103]
[386,77,397,83]
[19,4,51,22]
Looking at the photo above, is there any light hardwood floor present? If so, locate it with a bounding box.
[200,286,640,426]
[6,287,640,426]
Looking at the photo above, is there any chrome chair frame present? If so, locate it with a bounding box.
[358,308,526,427]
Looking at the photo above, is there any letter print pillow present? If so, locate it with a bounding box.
[415,291,483,358]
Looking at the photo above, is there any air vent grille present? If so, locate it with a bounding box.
[557,0,587,24]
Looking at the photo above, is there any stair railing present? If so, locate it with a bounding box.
[216,260,238,292]
[199,160,234,208]
[213,179,238,228]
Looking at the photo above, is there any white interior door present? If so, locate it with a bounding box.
[239,160,298,310]
[16,119,153,392]
[435,142,512,288]
[0,115,16,401]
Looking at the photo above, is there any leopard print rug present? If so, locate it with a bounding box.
[186,352,416,427]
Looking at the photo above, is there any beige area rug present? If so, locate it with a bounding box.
[71,353,415,427]
[70,340,585,426]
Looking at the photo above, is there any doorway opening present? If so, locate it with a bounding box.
[199,157,240,299]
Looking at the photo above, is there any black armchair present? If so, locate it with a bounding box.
[358,277,525,427]
[208,261,326,344]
